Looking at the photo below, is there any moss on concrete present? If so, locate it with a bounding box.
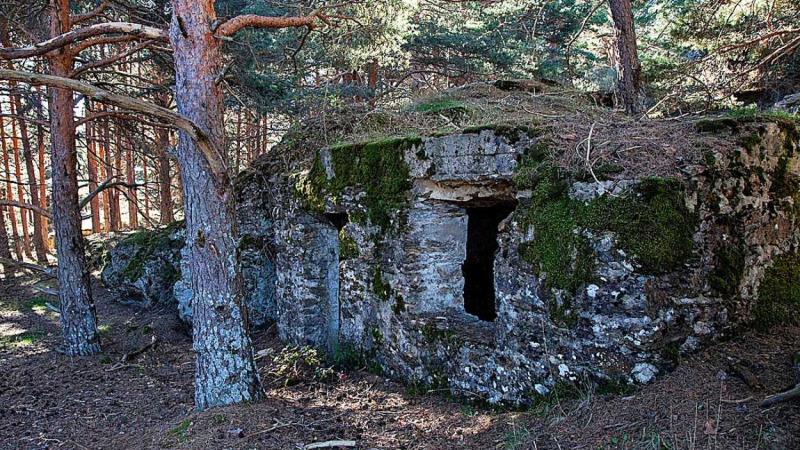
[516,172,696,292]
[754,252,800,331]
[303,136,418,230]
[738,132,763,153]
[338,230,359,260]
[548,297,579,329]
[120,221,184,282]
[709,244,745,297]
[586,178,697,274]
[413,97,472,121]
[371,267,392,301]
[696,118,740,133]
[421,323,463,348]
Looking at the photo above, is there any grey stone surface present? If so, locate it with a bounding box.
[102,123,800,406]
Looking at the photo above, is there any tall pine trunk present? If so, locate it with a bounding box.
[110,125,122,231]
[1,30,47,261]
[0,197,13,276]
[156,126,174,224]
[86,105,102,234]
[170,0,262,410]
[1,115,23,260]
[48,0,101,356]
[10,87,48,262]
[9,104,32,258]
[100,113,111,232]
[35,88,50,253]
[608,0,643,114]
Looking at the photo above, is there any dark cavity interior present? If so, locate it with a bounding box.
[325,212,349,231]
[462,201,517,322]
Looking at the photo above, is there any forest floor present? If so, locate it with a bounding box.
[1,275,798,450]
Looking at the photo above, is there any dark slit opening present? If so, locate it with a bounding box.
[462,202,517,322]
[325,212,349,231]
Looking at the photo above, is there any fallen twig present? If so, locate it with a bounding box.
[761,383,800,407]
[32,285,58,296]
[720,396,753,404]
[0,257,56,276]
[304,440,356,449]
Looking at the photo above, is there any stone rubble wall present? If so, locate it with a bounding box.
[102,119,799,405]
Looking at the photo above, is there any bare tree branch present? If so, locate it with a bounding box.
[0,69,226,178]
[0,22,168,60]
[0,199,52,218]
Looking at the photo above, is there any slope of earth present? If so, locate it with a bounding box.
[0,275,797,450]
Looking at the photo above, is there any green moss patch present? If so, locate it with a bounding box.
[371,267,392,301]
[0,331,44,349]
[120,221,184,282]
[754,252,800,331]
[738,132,763,152]
[697,110,799,136]
[696,118,740,133]
[413,97,472,121]
[338,230,359,260]
[709,244,746,297]
[516,172,696,292]
[302,137,417,230]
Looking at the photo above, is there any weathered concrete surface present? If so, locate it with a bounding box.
[103,119,800,405]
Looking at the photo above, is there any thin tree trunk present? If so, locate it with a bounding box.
[0,194,14,276]
[100,109,111,232]
[35,87,49,252]
[608,0,643,114]
[247,120,254,163]
[170,0,262,410]
[156,126,174,224]
[142,150,150,222]
[1,114,23,260]
[86,103,101,233]
[11,91,48,262]
[125,139,138,228]
[110,121,122,230]
[9,99,32,258]
[2,33,46,261]
[48,0,101,356]
[235,110,242,173]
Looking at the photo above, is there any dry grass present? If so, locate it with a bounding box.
[270,80,734,182]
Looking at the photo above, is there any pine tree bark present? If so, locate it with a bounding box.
[170,0,262,410]
[86,105,102,234]
[0,197,14,276]
[608,0,643,114]
[9,101,32,258]
[2,31,46,261]
[48,0,101,356]
[9,86,48,262]
[142,151,151,222]
[110,126,122,230]
[1,115,23,260]
[125,144,138,229]
[100,112,111,232]
[156,126,174,224]
[35,89,50,252]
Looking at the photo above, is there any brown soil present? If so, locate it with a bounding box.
[1,275,798,450]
